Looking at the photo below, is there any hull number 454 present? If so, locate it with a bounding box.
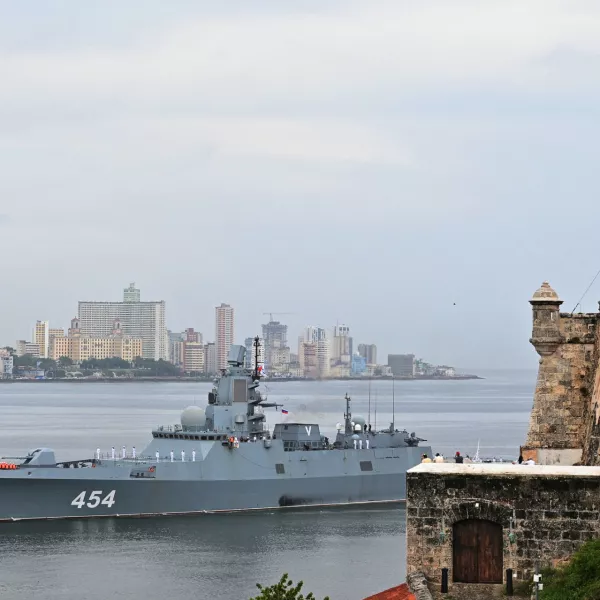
[71,490,116,509]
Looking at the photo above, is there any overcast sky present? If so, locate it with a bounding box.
[1,0,600,369]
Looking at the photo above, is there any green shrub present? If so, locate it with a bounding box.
[250,573,330,600]
[540,539,600,600]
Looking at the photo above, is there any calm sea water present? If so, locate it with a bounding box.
[0,371,535,600]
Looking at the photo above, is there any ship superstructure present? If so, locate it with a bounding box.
[0,339,431,521]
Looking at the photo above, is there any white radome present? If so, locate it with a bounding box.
[180,406,206,429]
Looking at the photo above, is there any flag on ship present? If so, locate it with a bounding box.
[281,409,289,415]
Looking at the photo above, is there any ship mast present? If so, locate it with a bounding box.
[344,393,352,434]
[251,336,261,382]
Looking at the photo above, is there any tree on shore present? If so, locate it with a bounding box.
[13,354,44,368]
[132,357,180,376]
[81,357,131,370]
[249,573,330,600]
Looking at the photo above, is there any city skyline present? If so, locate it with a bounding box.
[3,279,580,372]
[2,283,430,369]
[4,283,451,379]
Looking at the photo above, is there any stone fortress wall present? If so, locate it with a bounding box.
[405,282,600,599]
[523,281,600,466]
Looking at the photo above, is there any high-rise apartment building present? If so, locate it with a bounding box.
[204,342,217,374]
[168,331,185,366]
[333,325,350,340]
[388,354,415,377]
[302,327,329,378]
[351,353,367,376]
[261,320,289,372]
[78,284,167,360]
[32,321,49,358]
[176,328,204,374]
[305,326,327,343]
[15,340,40,357]
[358,343,378,365]
[0,350,13,379]
[331,324,352,368]
[185,328,202,344]
[300,342,318,378]
[123,283,141,303]
[215,303,234,371]
[48,328,65,360]
[183,342,204,374]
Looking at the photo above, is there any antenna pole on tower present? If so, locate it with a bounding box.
[392,376,395,432]
[368,377,371,427]
[374,390,377,433]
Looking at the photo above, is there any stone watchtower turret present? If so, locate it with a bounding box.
[529,281,563,356]
[523,282,597,465]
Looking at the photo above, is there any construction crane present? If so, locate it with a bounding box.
[262,312,295,322]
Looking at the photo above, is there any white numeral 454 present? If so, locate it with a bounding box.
[71,490,116,509]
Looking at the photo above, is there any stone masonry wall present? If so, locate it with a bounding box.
[406,464,600,600]
[581,320,600,465]
[525,314,595,455]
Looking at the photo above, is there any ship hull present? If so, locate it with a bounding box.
[0,444,430,521]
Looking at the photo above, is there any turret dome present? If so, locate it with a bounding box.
[530,281,562,304]
[180,406,206,430]
[353,415,366,427]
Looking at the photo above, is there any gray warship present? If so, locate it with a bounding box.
[0,340,431,522]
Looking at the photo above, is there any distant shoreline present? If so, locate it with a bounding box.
[0,375,482,384]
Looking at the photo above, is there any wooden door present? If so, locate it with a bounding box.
[453,519,503,584]
[453,520,479,583]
